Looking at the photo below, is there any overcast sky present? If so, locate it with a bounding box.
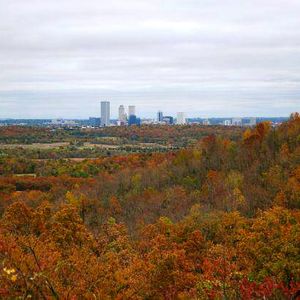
[0,0,299,118]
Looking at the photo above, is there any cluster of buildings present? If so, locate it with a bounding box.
[1,108,287,128]
[89,101,257,128]
[98,101,187,127]
[157,111,174,125]
[100,101,141,127]
[229,117,257,126]
[46,101,260,128]
[200,117,257,127]
[118,104,141,126]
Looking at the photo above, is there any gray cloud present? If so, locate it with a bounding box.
[0,0,299,118]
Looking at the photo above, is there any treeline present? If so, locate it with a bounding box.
[0,143,172,164]
[0,113,299,298]
[0,126,66,144]
[0,124,243,146]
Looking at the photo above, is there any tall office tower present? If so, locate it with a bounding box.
[118,105,126,123]
[177,112,186,125]
[100,101,110,127]
[157,111,163,122]
[128,105,136,116]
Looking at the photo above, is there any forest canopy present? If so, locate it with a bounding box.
[0,113,299,299]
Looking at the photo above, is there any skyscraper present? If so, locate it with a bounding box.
[118,105,126,123]
[128,105,136,117]
[177,112,186,125]
[100,101,110,127]
[157,111,163,122]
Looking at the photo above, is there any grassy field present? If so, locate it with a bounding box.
[0,142,70,149]
[0,141,169,150]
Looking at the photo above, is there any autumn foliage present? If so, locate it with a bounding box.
[0,113,299,299]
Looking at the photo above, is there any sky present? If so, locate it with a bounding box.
[0,0,299,119]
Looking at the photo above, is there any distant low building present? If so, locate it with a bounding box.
[202,119,210,125]
[128,115,141,126]
[51,119,76,126]
[51,118,63,125]
[89,117,100,127]
[141,119,154,125]
[224,119,231,126]
[232,118,242,126]
[249,117,257,126]
[163,116,174,125]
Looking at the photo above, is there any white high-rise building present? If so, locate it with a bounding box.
[118,105,126,123]
[101,101,110,127]
[128,105,136,116]
[177,112,186,125]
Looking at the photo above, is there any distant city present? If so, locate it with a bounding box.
[0,100,289,127]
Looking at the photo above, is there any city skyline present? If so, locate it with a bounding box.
[0,0,299,118]
[0,104,295,120]
[0,97,297,119]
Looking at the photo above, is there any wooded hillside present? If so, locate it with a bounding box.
[0,113,299,299]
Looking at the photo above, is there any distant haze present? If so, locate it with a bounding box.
[0,0,299,118]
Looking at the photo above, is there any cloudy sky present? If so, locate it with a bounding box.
[0,0,299,118]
